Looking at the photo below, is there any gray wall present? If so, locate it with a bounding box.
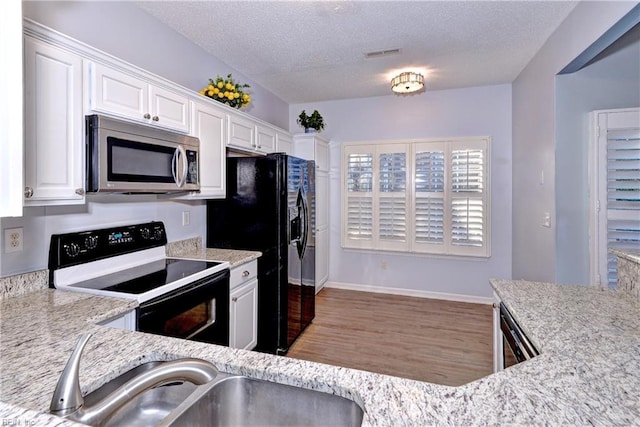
[290,84,512,300]
[555,25,640,285]
[512,1,638,282]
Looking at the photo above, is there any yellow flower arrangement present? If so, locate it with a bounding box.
[199,73,251,109]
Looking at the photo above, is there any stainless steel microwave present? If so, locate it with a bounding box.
[86,114,200,193]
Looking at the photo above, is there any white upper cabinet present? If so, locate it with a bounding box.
[227,111,282,155]
[256,125,276,153]
[0,2,23,217]
[276,132,293,154]
[227,112,255,152]
[187,100,226,199]
[293,134,329,171]
[20,20,292,207]
[88,62,190,133]
[23,36,85,205]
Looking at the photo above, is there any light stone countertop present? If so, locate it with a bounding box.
[611,248,640,265]
[1,274,639,425]
[165,237,261,267]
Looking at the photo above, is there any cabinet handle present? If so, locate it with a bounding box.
[75,188,85,196]
[232,297,238,302]
[152,116,159,122]
[242,271,250,278]
[144,113,151,119]
[24,187,33,198]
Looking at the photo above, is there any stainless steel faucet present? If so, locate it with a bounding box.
[50,333,219,426]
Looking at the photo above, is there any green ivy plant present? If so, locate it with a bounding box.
[297,110,325,132]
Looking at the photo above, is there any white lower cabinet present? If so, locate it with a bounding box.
[229,260,258,350]
[99,310,136,331]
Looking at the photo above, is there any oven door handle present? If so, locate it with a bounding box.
[140,270,229,310]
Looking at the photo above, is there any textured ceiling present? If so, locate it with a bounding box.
[135,1,579,104]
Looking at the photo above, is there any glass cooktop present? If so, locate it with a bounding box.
[69,258,223,294]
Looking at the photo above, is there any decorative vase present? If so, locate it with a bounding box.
[305,128,315,134]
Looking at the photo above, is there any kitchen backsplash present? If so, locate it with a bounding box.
[0,270,48,300]
[165,237,202,257]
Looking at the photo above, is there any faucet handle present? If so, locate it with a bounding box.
[50,333,91,416]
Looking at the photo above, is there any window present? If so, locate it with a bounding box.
[590,108,640,288]
[342,138,490,257]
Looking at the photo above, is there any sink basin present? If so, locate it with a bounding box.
[85,362,363,427]
[84,361,197,427]
[161,375,364,427]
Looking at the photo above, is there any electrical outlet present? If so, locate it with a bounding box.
[4,227,23,253]
[380,260,388,270]
[542,212,551,228]
[182,211,190,226]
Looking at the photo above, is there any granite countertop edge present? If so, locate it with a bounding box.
[611,248,640,264]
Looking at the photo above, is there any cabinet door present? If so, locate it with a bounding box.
[293,134,329,171]
[24,37,84,205]
[315,138,329,172]
[316,170,328,230]
[89,62,148,122]
[229,279,258,350]
[0,4,23,217]
[316,227,329,292]
[189,101,226,198]
[276,132,293,154]
[149,85,190,132]
[227,113,255,152]
[255,125,276,153]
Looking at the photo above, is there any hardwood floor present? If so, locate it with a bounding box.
[286,287,493,386]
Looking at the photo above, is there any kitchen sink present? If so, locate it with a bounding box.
[161,375,364,427]
[83,361,363,427]
[83,361,197,427]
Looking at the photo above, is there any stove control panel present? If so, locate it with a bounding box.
[49,221,167,273]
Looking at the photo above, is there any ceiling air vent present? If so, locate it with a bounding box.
[365,48,401,59]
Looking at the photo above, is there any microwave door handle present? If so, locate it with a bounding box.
[172,148,179,185]
[172,146,187,187]
[177,145,187,187]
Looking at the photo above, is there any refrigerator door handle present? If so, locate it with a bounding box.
[289,206,301,243]
[297,188,308,259]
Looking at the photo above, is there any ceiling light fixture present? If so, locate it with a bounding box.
[391,71,424,94]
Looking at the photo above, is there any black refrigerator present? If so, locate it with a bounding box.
[207,153,315,355]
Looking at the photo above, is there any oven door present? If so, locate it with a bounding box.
[137,269,229,346]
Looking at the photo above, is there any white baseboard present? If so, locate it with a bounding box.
[325,281,493,305]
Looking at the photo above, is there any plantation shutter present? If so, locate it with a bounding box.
[605,128,640,287]
[342,137,490,257]
[450,146,485,252]
[377,146,408,251]
[343,147,374,248]
[413,144,445,252]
